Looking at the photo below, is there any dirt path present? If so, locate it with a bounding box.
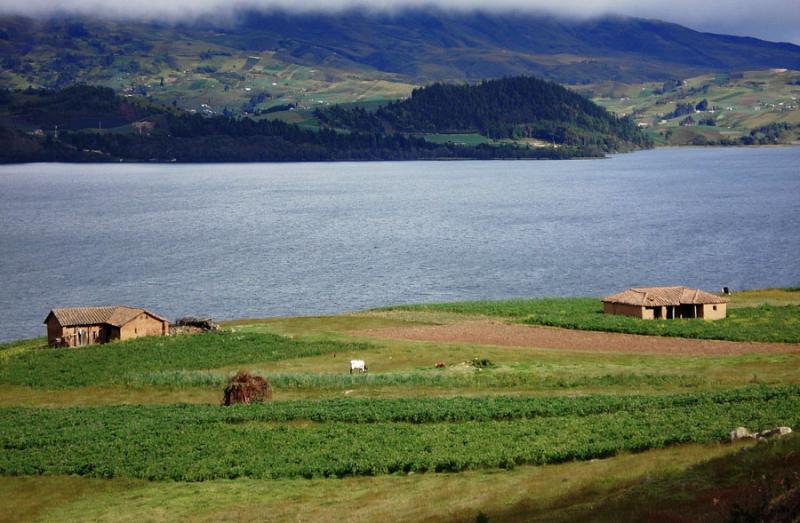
[350,321,800,356]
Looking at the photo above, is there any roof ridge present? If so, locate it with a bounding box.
[45,305,167,326]
[602,286,728,306]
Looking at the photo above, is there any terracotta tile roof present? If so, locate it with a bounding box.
[44,306,169,327]
[602,287,728,307]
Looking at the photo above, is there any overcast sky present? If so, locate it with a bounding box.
[2,0,799,44]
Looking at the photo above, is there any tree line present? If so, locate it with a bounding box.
[0,82,644,163]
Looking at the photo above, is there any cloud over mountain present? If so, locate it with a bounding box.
[1,0,799,43]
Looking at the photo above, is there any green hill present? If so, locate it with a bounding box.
[317,76,651,152]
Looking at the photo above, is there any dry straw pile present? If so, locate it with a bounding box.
[222,371,273,405]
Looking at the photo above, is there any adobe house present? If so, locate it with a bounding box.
[602,287,728,320]
[43,306,170,347]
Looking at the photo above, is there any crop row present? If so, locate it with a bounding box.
[1,387,799,481]
[1,392,798,480]
[3,385,796,425]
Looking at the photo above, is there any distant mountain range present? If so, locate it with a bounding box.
[221,9,800,83]
[2,9,800,91]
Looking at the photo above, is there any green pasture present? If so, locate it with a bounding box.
[0,332,370,389]
[1,325,799,408]
[420,133,492,146]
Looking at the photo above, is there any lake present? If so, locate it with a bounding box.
[1,147,799,342]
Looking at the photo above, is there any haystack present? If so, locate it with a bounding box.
[221,371,273,406]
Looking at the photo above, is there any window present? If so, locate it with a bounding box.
[712,306,717,311]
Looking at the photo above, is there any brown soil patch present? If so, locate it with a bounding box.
[351,321,800,355]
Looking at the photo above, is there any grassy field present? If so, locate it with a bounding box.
[419,133,493,146]
[0,331,370,388]
[0,289,798,521]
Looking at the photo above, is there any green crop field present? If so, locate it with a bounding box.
[0,289,799,521]
[2,387,799,481]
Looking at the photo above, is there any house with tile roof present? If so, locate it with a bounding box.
[43,306,170,347]
[602,287,728,320]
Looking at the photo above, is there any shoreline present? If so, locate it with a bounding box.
[4,144,799,166]
[3,287,798,346]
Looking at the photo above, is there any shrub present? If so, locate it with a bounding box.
[469,358,494,368]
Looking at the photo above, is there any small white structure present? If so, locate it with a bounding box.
[349,359,367,374]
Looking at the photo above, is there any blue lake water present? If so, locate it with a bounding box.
[1,147,799,342]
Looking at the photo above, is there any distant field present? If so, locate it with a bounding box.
[579,69,800,145]
[420,133,492,146]
[0,20,416,120]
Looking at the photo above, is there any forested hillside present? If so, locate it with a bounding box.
[1,85,615,163]
[317,77,651,151]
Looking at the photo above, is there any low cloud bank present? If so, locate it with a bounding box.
[1,0,798,44]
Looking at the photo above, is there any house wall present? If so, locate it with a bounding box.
[603,302,645,318]
[50,324,107,347]
[603,298,727,321]
[702,303,727,320]
[118,313,169,341]
[46,317,64,346]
